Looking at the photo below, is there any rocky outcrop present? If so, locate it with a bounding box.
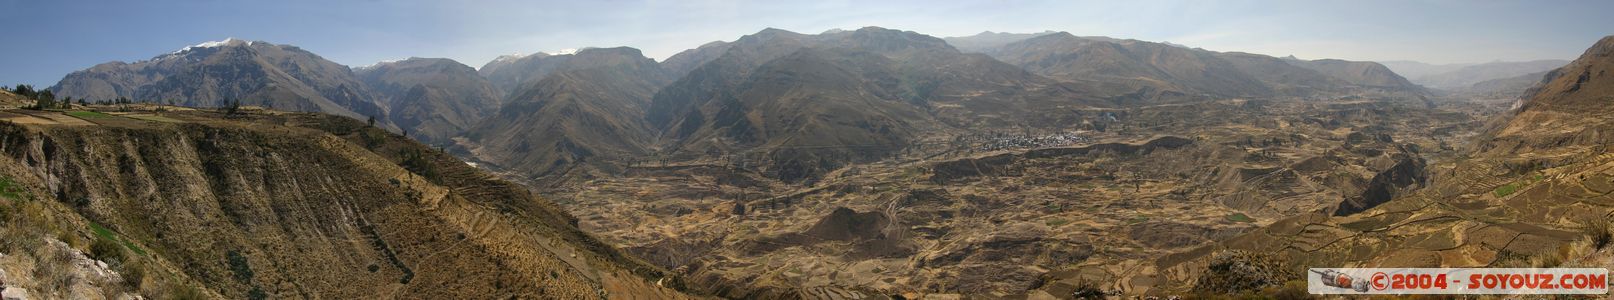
[930,136,1194,183]
[1334,154,1427,216]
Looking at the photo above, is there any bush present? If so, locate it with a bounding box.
[1068,279,1105,299]
[399,148,439,183]
[120,258,147,289]
[91,237,127,265]
[1193,250,1295,294]
[165,282,207,300]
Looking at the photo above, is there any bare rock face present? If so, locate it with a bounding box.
[1,287,25,300]
[461,47,674,179]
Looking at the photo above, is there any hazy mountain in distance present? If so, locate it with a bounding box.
[1378,60,1474,79]
[49,38,385,120]
[462,47,675,179]
[1450,70,1550,99]
[942,31,1060,53]
[1412,59,1570,89]
[355,57,502,145]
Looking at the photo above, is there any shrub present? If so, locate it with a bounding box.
[91,236,127,265]
[399,148,439,183]
[1494,183,1519,198]
[227,250,254,282]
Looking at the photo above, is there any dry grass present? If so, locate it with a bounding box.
[1583,216,1613,250]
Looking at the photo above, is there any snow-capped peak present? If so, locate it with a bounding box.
[354,57,410,70]
[550,48,578,55]
[492,52,527,63]
[172,38,254,55]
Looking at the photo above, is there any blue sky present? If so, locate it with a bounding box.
[2,0,1611,87]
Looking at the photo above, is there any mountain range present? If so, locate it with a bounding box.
[22,27,1599,298]
[40,27,1438,184]
[50,38,385,120]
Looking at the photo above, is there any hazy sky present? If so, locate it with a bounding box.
[3,0,1611,87]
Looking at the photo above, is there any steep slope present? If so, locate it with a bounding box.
[660,41,734,78]
[1413,59,1570,89]
[1112,35,1614,296]
[0,89,28,107]
[1281,58,1421,90]
[0,109,691,299]
[479,52,564,97]
[463,47,674,179]
[1481,36,1614,156]
[649,27,1105,182]
[355,57,501,145]
[984,32,1422,99]
[49,38,384,120]
[647,28,816,130]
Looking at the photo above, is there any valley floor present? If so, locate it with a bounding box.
[506,96,1513,297]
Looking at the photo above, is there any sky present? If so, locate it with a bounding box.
[2,0,1611,87]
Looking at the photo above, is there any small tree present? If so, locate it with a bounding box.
[12,84,34,99]
[367,115,376,127]
[27,89,56,110]
[225,99,242,116]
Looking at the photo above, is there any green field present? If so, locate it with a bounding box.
[1226,213,1255,223]
[126,114,184,123]
[1494,183,1520,197]
[1045,218,1070,227]
[66,110,115,119]
[0,175,22,200]
[89,222,148,256]
[1127,215,1150,224]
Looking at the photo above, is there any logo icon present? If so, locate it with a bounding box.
[1312,269,1370,292]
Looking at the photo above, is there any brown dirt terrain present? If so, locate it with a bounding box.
[544,94,1498,297]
